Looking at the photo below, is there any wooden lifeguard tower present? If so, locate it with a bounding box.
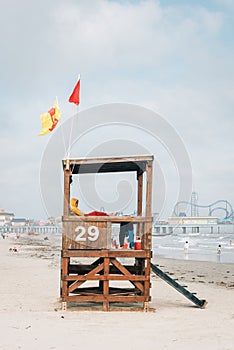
[61,155,154,311]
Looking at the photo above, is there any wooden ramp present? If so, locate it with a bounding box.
[151,263,207,308]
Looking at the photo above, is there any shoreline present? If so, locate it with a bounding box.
[3,233,234,289]
[152,256,234,289]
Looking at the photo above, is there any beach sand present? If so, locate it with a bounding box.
[0,234,233,350]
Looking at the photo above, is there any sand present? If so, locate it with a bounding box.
[0,234,233,350]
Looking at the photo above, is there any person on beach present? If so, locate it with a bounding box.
[70,198,109,216]
[217,244,221,255]
[9,246,18,252]
[119,222,134,249]
[184,241,189,253]
[70,198,85,216]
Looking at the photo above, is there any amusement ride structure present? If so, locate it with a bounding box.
[173,192,234,222]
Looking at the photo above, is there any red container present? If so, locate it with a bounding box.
[134,240,142,250]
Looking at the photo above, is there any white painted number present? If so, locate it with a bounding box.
[75,225,99,242]
[75,226,86,241]
[87,226,99,241]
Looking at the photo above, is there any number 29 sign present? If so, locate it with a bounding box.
[64,221,110,249]
[75,225,99,242]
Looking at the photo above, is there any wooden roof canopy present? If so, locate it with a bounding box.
[63,155,154,176]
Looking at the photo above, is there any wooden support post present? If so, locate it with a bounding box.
[144,162,153,249]
[137,172,143,238]
[145,162,153,217]
[61,257,69,300]
[137,172,143,216]
[144,257,151,305]
[63,162,71,217]
[103,257,110,311]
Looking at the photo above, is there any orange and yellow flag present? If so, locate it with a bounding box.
[38,99,61,136]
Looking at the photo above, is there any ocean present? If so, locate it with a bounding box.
[152,225,234,263]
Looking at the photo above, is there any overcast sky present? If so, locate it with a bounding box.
[0,0,234,220]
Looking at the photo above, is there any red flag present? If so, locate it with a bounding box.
[69,75,80,105]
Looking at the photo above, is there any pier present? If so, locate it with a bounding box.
[153,218,234,235]
[0,225,62,235]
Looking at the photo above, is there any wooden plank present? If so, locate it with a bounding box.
[63,249,151,258]
[68,264,142,274]
[62,216,153,223]
[68,263,104,293]
[107,295,150,302]
[62,295,148,302]
[64,155,154,166]
[110,258,144,293]
[63,156,154,175]
[63,250,108,258]
[67,286,150,296]
[64,306,155,312]
[63,295,108,302]
[68,286,103,294]
[63,221,111,250]
[65,275,148,281]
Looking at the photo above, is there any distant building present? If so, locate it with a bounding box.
[168,216,218,225]
[11,218,28,226]
[0,209,14,226]
[47,217,56,225]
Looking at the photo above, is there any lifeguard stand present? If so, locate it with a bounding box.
[61,155,154,311]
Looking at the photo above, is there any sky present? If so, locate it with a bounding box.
[0,0,234,220]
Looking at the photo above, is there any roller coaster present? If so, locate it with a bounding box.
[173,199,234,222]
